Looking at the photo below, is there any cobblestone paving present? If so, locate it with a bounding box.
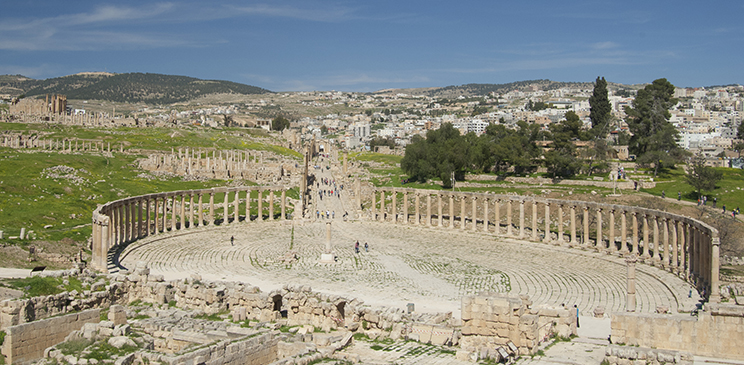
[120,217,697,315]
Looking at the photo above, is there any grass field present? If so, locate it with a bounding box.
[0,148,231,242]
[641,166,744,211]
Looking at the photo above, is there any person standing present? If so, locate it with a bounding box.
[231,236,234,246]
[364,242,369,252]
[574,304,580,328]
[355,241,360,254]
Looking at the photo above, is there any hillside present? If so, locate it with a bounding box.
[374,79,641,98]
[0,72,272,103]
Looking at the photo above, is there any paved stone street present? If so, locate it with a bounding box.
[120,218,697,317]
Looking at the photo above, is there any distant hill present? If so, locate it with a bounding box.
[374,79,639,98]
[0,72,271,103]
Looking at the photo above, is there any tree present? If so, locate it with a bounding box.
[737,121,744,140]
[544,113,583,178]
[733,142,744,158]
[400,123,470,188]
[624,78,681,177]
[685,154,723,197]
[369,136,395,151]
[589,76,612,138]
[271,116,290,131]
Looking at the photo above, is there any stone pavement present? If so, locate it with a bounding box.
[120,219,697,317]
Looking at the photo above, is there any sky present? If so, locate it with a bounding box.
[1,1,743,92]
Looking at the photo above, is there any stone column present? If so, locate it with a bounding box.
[449,194,455,229]
[246,189,252,221]
[631,212,638,254]
[223,191,229,224]
[596,208,603,251]
[414,193,421,225]
[197,193,203,226]
[543,202,551,243]
[154,198,160,234]
[125,202,131,241]
[371,190,376,221]
[621,211,628,253]
[281,190,286,220]
[470,196,477,231]
[137,199,143,238]
[671,220,679,272]
[460,195,466,230]
[403,192,409,224]
[438,194,444,227]
[320,222,334,263]
[507,200,513,236]
[583,206,589,247]
[531,201,538,241]
[557,204,564,243]
[234,190,240,223]
[391,190,397,224]
[662,218,669,268]
[269,191,275,220]
[653,216,660,264]
[482,198,489,233]
[642,214,650,260]
[355,179,361,211]
[171,196,177,231]
[258,189,264,221]
[626,254,637,312]
[519,200,525,239]
[570,205,576,245]
[427,194,432,227]
[145,198,151,236]
[188,194,194,228]
[209,192,215,225]
[180,195,186,229]
[679,222,687,277]
[100,216,109,270]
[379,190,385,222]
[711,236,721,303]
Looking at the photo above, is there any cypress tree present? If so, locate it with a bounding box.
[589,76,612,137]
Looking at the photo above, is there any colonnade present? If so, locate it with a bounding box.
[369,188,721,303]
[92,186,289,272]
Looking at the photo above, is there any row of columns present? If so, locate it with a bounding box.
[0,135,116,152]
[370,189,720,303]
[92,187,288,271]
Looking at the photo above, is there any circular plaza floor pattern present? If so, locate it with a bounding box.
[119,220,699,316]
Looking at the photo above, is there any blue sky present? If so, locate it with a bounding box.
[1,1,742,92]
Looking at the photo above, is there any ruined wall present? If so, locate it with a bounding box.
[150,332,279,365]
[1,309,100,365]
[460,294,576,358]
[611,304,744,360]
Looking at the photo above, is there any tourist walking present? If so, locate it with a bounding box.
[364,242,369,252]
[355,241,360,254]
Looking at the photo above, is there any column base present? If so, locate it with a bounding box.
[320,253,336,263]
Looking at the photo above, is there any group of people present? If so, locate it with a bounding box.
[316,210,335,219]
[354,241,369,254]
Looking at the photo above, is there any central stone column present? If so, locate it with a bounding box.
[320,222,335,263]
[626,254,638,312]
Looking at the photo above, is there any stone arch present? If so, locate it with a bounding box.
[336,301,346,320]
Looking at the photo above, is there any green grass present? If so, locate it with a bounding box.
[57,339,92,355]
[194,310,229,321]
[641,166,744,209]
[2,276,87,297]
[83,340,139,360]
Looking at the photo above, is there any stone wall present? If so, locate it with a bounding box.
[459,294,575,358]
[147,332,279,365]
[611,303,744,360]
[1,309,100,365]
